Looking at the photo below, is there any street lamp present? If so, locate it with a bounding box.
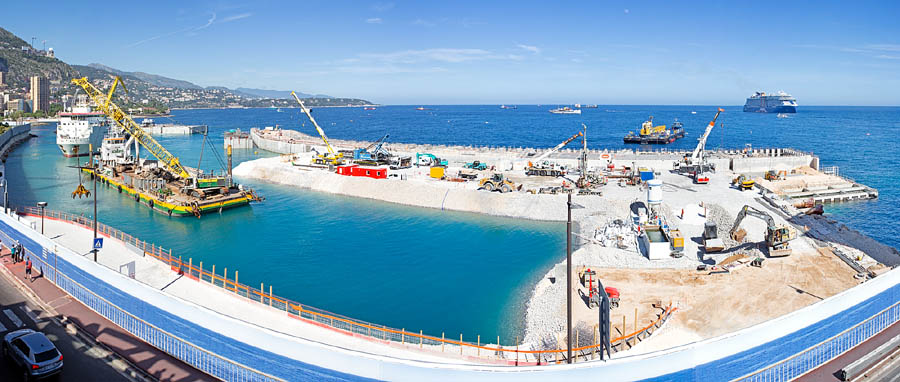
[1,177,8,214]
[566,193,584,364]
[37,202,47,234]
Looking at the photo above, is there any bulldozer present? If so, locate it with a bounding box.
[729,205,798,257]
[733,174,755,191]
[478,173,519,193]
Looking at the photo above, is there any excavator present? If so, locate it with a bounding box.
[291,91,344,166]
[729,205,797,257]
[733,174,755,191]
[526,130,583,177]
[675,108,724,184]
[353,134,391,166]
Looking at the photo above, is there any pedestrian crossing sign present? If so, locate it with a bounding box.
[93,238,103,250]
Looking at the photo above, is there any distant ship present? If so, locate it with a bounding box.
[364,106,376,110]
[56,105,108,157]
[549,107,581,115]
[743,91,798,113]
[623,117,685,144]
[416,106,427,111]
[500,105,517,109]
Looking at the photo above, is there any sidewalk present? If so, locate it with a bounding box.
[0,246,218,382]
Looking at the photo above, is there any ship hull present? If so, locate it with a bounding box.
[743,105,797,113]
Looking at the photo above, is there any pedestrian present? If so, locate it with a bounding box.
[10,243,16,263]
[17,243,23,262]
[25,258,32,281]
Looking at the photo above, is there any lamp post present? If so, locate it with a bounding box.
[1,177,7,214]
[91,146,98,262]
[566,193,584,364]
[37,202,47,234]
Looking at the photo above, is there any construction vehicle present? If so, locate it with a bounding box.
[733,174,755,191]
[464,161,488,171]
[703,221,725,252]
[729,205,798,257]
[526,131,583,177]
[291,91,344,166]
[675,108,724,179]
[415,153,447,167]
[765,170,787,181]
[353,134,391,166]
[478,173,519,193]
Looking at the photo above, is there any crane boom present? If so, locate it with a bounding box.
[690,108,724,162]
[366,134,389,152]
[729,205,776,235]
[533,131,584,162]
[291,91,336,155]
[71,77,191,179]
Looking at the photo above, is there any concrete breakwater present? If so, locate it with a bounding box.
[233,157,569,221]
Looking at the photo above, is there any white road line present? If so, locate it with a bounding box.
[3,309,23,328]
[19,306,42,323]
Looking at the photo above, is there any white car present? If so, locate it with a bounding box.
[3,329,64,380]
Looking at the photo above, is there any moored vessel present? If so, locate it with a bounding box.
[56,105,108,157]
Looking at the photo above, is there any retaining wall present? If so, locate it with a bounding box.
[0,123,32,159]
[1,208,899,381]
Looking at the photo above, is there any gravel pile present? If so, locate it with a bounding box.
[704,203,764,262]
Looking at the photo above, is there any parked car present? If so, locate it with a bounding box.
[3,329,63,380]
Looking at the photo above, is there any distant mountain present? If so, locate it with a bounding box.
[0,26,80,90]
[86,63,202,89]
[233,88,330,99]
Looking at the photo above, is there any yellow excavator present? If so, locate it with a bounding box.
[291,91,344,166]
[729,205,797,257]
[733,174,755,191]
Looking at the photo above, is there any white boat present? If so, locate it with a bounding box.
[56,106,108,157]
[549,107,581,115]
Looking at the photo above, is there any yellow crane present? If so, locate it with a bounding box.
[71,77,193,180]
[291,91,344,165]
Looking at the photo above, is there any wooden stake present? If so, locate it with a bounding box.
[634,307,639,343]
[460,334,463,354]
[622,315,627,349]
[442,332,445,352]
[477,335,480,356]
[269,285,273,306]
[420,330,423,348]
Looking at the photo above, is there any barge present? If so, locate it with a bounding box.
[623,118,685,144]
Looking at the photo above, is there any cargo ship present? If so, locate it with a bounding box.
[56,105,108,157]
[743,91,798,113]
[623,118,685,144]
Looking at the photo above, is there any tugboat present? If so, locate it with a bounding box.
[623,117,685,144]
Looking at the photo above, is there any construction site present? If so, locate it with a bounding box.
[233,102,899,361]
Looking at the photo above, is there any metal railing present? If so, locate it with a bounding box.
[0,226,284,382]
[16,206,677,364]
[734,300,900,382]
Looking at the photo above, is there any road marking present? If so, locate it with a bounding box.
[19,306,42,323]
[0,320,6,332]
[3,309,23,328]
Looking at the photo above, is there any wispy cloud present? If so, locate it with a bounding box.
[412,18,436,27]
[797,43,900,60]
[128,12,217,48]
[366,17,383,24]
[372,2,395,12]
[359,48,499,63]
[516,44,541,54]
[222,13,252,23]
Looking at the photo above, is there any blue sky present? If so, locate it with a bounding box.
[2,1,899,105]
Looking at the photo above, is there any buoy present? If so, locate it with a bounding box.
[601,154,610,159]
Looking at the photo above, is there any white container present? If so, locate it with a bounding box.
[647,178,663,205]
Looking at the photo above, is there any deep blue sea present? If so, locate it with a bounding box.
[6,105,898,342]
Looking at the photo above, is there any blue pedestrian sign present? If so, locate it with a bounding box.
[93,238,103,250]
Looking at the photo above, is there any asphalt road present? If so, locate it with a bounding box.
[0,270,132,382]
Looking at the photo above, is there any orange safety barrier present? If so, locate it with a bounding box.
[18,206,678,364]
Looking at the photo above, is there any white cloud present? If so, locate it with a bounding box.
[866,44,900,52]
[516,44,541,54]
[412,19,436,27]
[624,9,630,14]
[372,2,395,12]
[358,48,499,64]
[127,12,216,47]
[366,17,383,24]
[222,13,252,23]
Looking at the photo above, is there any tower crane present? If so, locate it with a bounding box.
[675,107,723,183]
[526,130,583,177]
[291,91,344,165]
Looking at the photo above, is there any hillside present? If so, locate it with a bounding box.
[86,63,202,89]
[0,27,80,91]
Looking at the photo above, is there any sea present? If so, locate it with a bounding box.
[6,105,899,342]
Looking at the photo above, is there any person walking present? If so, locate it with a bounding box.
[25,258,32,281]
[17,243,24,262]
[10,243,17,263]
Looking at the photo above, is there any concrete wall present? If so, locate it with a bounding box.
[251,129,309,154]
[731,155,816,173]
[0,123,31,158]
[1,207,899,381]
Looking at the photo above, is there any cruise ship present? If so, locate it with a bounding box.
[743,91,798,113]
[56,106,109,157]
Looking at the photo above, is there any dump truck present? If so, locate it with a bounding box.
[703,221,725,252]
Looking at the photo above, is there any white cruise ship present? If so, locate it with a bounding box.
[56,106,108,157]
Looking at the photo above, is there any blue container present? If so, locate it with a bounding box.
[640,168,654,181]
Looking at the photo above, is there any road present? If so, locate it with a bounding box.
[0,267,133,382]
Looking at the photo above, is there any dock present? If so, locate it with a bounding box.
[224,129,254,149]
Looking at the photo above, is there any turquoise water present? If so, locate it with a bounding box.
[7,105,899,342]
[6,122,565,342]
